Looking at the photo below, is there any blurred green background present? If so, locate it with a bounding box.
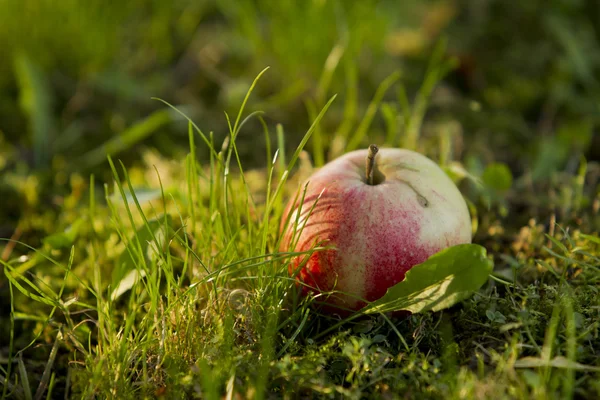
[1,0,599,236]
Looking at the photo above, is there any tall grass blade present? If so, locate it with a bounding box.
[14,53,54,168]
[79,109,175,168]
[346,71,401,151]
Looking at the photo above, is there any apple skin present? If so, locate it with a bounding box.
[280,147,472,312]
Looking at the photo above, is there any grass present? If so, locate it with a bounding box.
[1,1,600,399]
[3,62,600,399]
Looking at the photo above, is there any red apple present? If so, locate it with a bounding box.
[280,145,472,312]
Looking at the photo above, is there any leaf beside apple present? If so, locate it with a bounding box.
[362,244,493,315]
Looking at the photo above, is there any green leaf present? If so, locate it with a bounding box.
[113,215,172,286]
[579,233,600,245]
[42,218,85,249]
[531,137,568,181]
[482,163,513,192]
[111,269,146,301]
[363,244,493,314]
[514,356,600,371]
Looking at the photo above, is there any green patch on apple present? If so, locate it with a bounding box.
[362,243,493,314]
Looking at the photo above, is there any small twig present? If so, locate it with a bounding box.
[1,224,23,261]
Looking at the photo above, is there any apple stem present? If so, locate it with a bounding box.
[366,144,379,185]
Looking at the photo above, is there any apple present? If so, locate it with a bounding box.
[280,145,472,312]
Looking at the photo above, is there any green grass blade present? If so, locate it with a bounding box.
[17,355,32,400]
[33,332,60,400]
[78,109,175,169]
[346,71,401,151]
[14,53,54,168]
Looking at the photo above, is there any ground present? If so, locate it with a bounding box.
[1,1,600,399]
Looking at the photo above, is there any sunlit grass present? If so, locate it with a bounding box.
[1,2,600,396]
[2,57,600,398]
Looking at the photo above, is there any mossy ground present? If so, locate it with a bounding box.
[1,1,600,399]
